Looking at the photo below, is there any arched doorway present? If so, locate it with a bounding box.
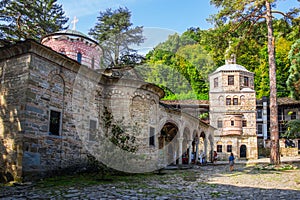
[159,122,178,165]
[240,145,247,158]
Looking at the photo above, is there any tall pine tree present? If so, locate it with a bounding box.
[89,7,144,68]
[209,0,299,165]
[0,0,68,44]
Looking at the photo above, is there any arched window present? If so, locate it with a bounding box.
[233,97,238,105]
[226,96,231,105]
[77,52,82,63]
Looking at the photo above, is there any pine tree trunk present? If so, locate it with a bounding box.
[266,1,280,165]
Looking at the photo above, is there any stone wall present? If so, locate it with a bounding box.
[0,40,213,181]
[0,54,30,181]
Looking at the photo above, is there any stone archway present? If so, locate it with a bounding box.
[159,122,178,165]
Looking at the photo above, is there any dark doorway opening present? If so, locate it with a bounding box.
[240,144,247,158]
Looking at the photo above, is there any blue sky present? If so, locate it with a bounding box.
[58,0,299,53]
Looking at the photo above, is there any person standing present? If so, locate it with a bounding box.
[229,153,235,171]
[213,151,218,165]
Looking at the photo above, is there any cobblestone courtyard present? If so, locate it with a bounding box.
[1,158,300,200]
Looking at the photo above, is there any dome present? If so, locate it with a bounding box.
[42,29,98,45]
[214,63,250,73]
[41,29,102,70]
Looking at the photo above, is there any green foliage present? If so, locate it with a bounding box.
[102,107,138,153]
[199,112,209,120]
[89,7,144,67]
[143,31,212,100]
[0,0,68,43]
[283,119,300,139]
[287,39,300,100]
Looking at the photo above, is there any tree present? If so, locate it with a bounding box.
[287,39,300,100]
[209,0,299,165]
[89,7,144,67]
[284,119,300,139]
[0,0,68,44]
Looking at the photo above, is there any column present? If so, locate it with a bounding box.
[177,137,183,165]
[188,140,193,164]
[195,137,199,164]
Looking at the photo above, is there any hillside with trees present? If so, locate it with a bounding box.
[137,17,299,101]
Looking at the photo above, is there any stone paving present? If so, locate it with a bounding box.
[1,156,300,199]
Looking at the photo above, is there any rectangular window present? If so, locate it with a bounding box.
[214,77,218,88]
[257,124,263,135]
[49,110,61,136]
[217,145,222,153]
[217,120,223,128]
[228,75,234,85]
[149,127,155,146]
[242,120,247,127]
[233,98,238,105]
[231,120,234,126]
[226,98,231,105]
[227,145,232,152]
[244,76,249,86]
[257,109,262,119]
[291,112,297,120]
[89,119,97,141]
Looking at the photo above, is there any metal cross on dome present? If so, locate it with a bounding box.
[71,16,79,30]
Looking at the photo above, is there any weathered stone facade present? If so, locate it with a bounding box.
[209,59,258,160]
[0,31,214,182]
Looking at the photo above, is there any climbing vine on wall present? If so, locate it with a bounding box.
[102,107,138,153]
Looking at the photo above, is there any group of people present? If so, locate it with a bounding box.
[189,150,235,171]
[213,151,235,171]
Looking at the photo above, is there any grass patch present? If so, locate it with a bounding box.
[254,164,298,171]
[210,191,221,198]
